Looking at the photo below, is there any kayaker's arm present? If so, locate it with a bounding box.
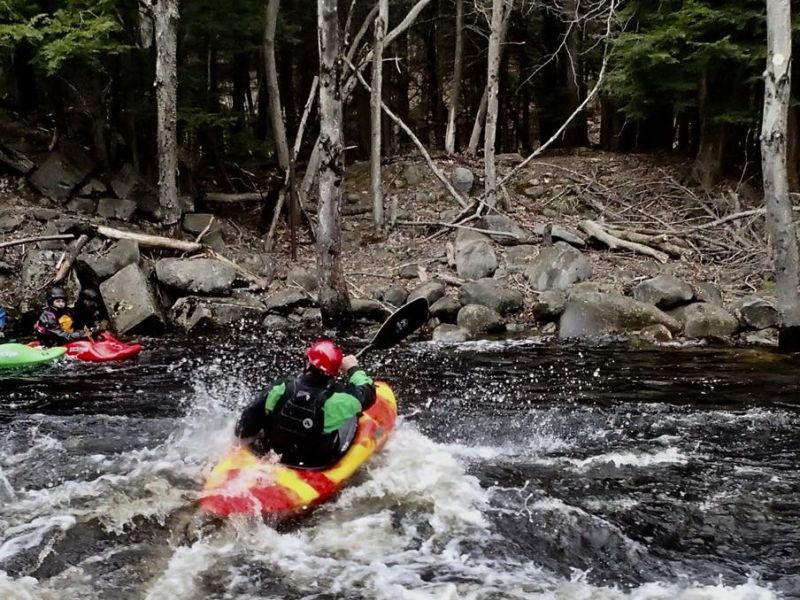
[235,382,286,443]
[342,366,377,412]
[35,312,76,343]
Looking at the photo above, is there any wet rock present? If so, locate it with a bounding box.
[559,291,680,339]
[504,245,537,274]
[408,281,446,305]
[263,314,292,330]
[349,299,390,322]
[668,303,738,338]
[732,297,779,330]
[96,197,137,221]
[433,324,470,343]
[66,197,97,214]
[430,296,462,323]
[155,258,236,295]
[286,266,318,292]
[478,215,530,246]
[265,289,315,314]
[29,148,95,202]
[531,290,567,322]
[182,213,222,236]
[291,307,322,324]
[525,242,592,291]
[77,179,107,197]
[76,240,140,283]
[742,327,779,347]
[110,164,160,220]
[380,285,408,308]
[450,167,474,195]
[169,296,267,332]
[100,264,165,334]
[403,164,423,186]
[695,282,723,306]
[632,324,674,344]
[0,213,24,233]
[633,275,694,309]
[457,304,505,336]
[459,278,523,315]
[455,229,497,280]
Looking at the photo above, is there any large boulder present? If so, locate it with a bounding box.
[169,296,267,332]
[503,245,537,274]
[478,215,530,246]
[633,275,694,309]
[349,299,391,322]
[0,214,25,233]
[668,303,738,338]
[695,282,723,306]
[732,296,779,330]
[264,289,315,314]
[380,285,408,308]
[29,148,95,202]
[531,290,567,322]
[525,242,592,291]
[433,324,470,343]
[430,296,462,323]
[459,278,523,315]
[457,304,505,336]
[455,230,497,280]
[155,258,236,295]
[450,167,474,195]
[76,240,140,283]
[559,291,680,339]
[182,213,222,236]
[100,264,165,334]
[110,164,160,220]
[408,281,446,305]
[96,197,137,221]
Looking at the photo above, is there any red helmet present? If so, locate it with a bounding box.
[306,339,343,376]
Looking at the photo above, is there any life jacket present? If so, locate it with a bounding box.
[59,314,74,333]
[265,379,339,467]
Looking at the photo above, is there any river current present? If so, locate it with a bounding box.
[0,331,798,599]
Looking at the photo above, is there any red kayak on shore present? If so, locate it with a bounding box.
[30,333,143,363]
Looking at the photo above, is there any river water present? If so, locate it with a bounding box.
[0,332,798,599]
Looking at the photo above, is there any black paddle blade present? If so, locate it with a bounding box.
[368,297,430,351]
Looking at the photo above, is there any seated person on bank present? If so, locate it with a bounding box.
[235,339,376,469]
[34,287,99,346]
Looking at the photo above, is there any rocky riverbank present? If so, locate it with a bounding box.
[0,140,785,348]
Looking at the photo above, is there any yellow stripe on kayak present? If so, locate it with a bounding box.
[275,468,319,504]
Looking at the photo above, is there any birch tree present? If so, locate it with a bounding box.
[370,0,388,228]
[483,0,509,207]
[445,0,464,154]
[317,0,351,325]
[265,0,291,171]
[761,0,800,351]
[142,0,181,225]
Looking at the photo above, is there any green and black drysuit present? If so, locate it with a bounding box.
[236,367,376,469]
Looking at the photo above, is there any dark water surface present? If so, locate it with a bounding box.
[0,333,798,599]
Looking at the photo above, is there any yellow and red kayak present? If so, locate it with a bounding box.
[199,381,397,518]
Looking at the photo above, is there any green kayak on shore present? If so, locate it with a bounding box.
[0,344,67,369]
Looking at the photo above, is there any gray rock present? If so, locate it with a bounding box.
[66,197,97,214]
[350,299,390,322]
[457,304,505,336]
[263,314,292,330]
[408,281,446,305]
[77,179,107,197]
[632,324,674,344]
[523,185,547,199]
[100,264,165,334]
[504,245,537,274]
[525,242,592,291]
[22,250,59,290]
[455,230,497,280]
[31,208,59,222]
[533,223,586,248]
[77,240,140,282]
[695,282,724,306]
[29,148,95,202]
[450,167,474,195]
[531,290,567,322]
[742,328,779,347]
[0,214,24,233]
[381,286,408,307]
[241,254,275,281]
[433,324,470,343]
[96,197,137,221]
[403,164,423,186]
[398,264,419,279]
[668,303,739,338]
[559,291,681,339]
[286,266,319,292]
[478,215,530,246]
[110,164,160,220]
[169,296,267,332]
[459,278,523,315]
[293,307,322,324]
[265,289,315,314]
[182,213,222,236]
[633,275,694,309]
[155,258,236,295]
[430,296,462,323]
[732,297,779,330]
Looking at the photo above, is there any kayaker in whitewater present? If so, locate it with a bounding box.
[34,287,98,346]
[235,339,376,469]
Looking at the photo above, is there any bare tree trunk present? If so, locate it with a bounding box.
[445,0,464,154]
[484,0,507,207]
[370,0,388,228]
[265,0,290,170]
[762,0,800,351]
[149,0,181,225]
[317,0,351,325]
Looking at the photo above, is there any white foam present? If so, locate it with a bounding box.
[568,447,688,469]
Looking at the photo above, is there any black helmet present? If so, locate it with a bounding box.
[79,288,99,300]
[48,287,68,303]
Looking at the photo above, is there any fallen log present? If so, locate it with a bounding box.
[0,145,35,174]
[0,234,75,250]
[203,192,265,204]
[53,234,90,283]
[606,227,689,259]
[96,225,203,253]
[579,220,670,264]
